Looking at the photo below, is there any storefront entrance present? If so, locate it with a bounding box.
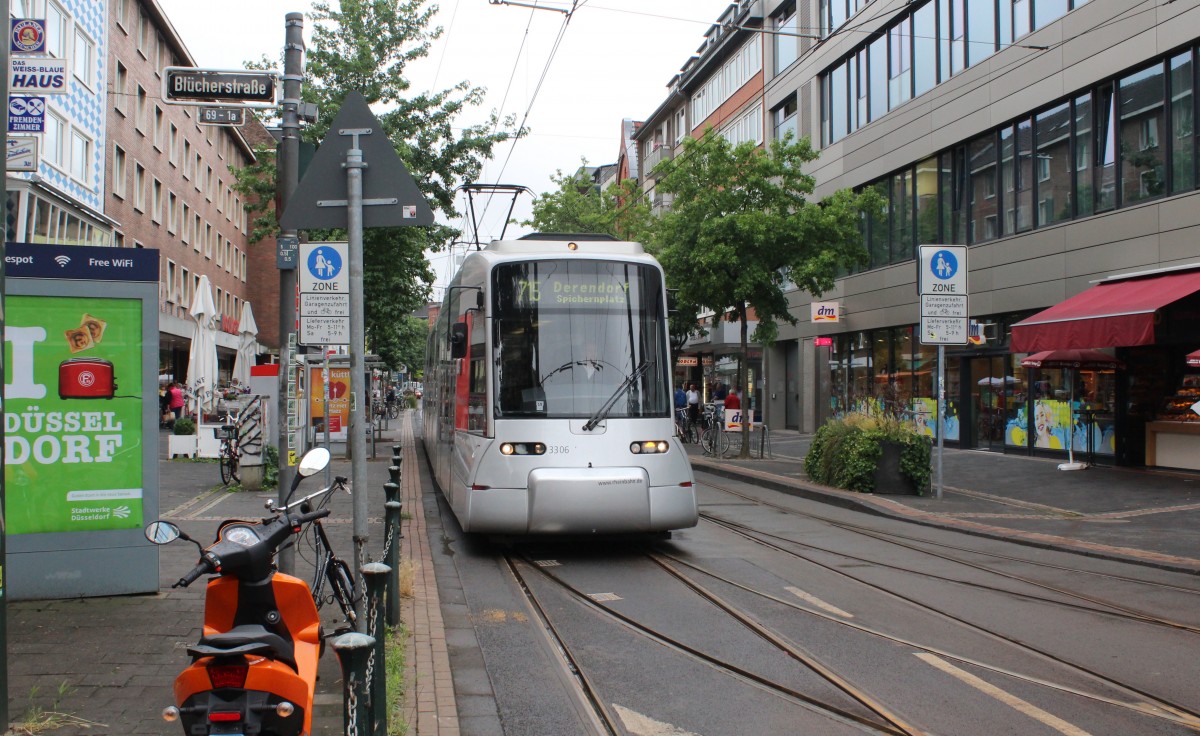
[968,355,1014,452]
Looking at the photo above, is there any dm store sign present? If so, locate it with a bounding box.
[5,295,144,534]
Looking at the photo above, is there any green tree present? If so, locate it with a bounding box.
[652,129,880,456]
[523,163,652,241]
[234,0,516,370]
[369,315,430,376]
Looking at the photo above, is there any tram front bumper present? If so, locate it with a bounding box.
[464,467,697,534]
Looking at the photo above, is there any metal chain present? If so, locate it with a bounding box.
[380,524,393,561]
[365,648,375,706]
[347,673,359,736]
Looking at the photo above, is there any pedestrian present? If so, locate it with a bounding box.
[724,387,741,412]
[674,384,687,411]
[714,382,728,401]
[168,381,185,420]
[686,382,701,424]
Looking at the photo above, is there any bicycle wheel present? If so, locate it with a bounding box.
[388,403,399,419]
[219,452,238,485]
[327,557,358,625]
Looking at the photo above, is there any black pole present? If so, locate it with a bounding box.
[276,12,303,572]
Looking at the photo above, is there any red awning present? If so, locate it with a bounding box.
[1011,271,1200,353]
[1187,350,1200,367]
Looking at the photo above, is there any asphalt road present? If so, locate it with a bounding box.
[434,465,1200,736]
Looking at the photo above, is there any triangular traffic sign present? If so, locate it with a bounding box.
[280,91,435,230]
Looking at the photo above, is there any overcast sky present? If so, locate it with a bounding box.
[156,0,733,292]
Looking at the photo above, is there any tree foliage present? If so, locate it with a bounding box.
[523,163,653,241]
[651,129,880,455]
[233,0,516,369]
[369,314,429,377]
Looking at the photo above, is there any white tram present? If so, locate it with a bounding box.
[423,234,698,534]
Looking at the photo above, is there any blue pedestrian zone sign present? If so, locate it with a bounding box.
[930,249,958,280]
[307,245,342,281]
[919,245,967,296]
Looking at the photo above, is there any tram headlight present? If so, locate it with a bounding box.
[500,442,546,456]
[630,441,670,454]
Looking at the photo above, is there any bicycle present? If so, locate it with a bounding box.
[274,475,359,630]
[216,424,240,485]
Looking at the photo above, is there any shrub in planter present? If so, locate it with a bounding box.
[172,417,196,436]
[804,414,932,494]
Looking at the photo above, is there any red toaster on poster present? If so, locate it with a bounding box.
[59,358,117,399]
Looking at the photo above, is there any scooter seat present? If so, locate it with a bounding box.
[189,625,297,671]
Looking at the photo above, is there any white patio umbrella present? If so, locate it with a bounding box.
[186,275,219,421]
[232,301,259,386]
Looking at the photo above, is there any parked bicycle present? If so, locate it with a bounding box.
[216,424,240,485]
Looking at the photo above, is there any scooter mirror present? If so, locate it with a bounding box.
[297,447,331,478]
[145,520,181,545]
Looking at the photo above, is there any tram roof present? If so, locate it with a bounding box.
[482,235,646,257]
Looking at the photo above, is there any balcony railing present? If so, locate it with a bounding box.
[645,143,674,171]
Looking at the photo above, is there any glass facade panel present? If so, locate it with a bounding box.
[1095,85,1117,211]
[1120,63,1166,204]
[1000,125,1015,235]
[1015,118,1034,232]
[869,34,888,122]
[913,2,936,97]
[1170,51,1195,194]
[868,181,890,267]
[1034,0,1068,30]
[890,169,914,262]
[831,63,849,142]
[999,0,1013,48]
[1013,0,1030,38]
[915,156,940,244]
[774,9,797,74]
[1074,93,1094,216]
[889,19,912,108]
[950,0,966,75]
[1036,102,1072,226]
[968,133,999,244]
[966,0,996,66]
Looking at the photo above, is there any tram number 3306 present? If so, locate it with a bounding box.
[547,445,570,454]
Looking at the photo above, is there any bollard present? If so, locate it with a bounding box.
[332,632,376,736]
[391,444,402,463]
[387,464,400,486]
[383,481,399,507]
[383,500,402,626]
[362,563,391,736]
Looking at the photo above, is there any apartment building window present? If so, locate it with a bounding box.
[133,163,145,211]
[43,111,64,167]
[113,62,128,116]
[204,223,213,259]
[773,6,797,75]
[73,28,94,88]
[1120,64,1166,205]
[151,179,163,223]
[167,191,178,233]
[69,129,90,184]
[115,0,130,31]
[113,232,125,248]
[913,2,936,98]
[180,203,190,243]
[206,166,215,201]
[888,18,912,108]
[45,1,66,58]
[773,96,798,142]
[112,145,127,198]
[183,140,193,179]
[1073,92,1094,217]
[169,123,179,165]
[167,261,177,303]
[137,12,151,57]
[216,236,223,266]
[136,86,147,134]
[193,214,202,251]
[154,106,165,151]
[241,252,247,282]
[181,268,190,305]
[968,132,998,244]
[1171,51,1195,194]
[1094,84,1117,212]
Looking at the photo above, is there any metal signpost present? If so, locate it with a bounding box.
[280,91,433,628]
[918,245,969,499]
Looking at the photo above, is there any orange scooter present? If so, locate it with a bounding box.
[146,448,347,736]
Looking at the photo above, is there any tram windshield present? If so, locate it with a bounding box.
[493,259,671,420]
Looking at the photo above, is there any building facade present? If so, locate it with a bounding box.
[635,1,767,408]
[638,0,1200,467]
[106,0,266,385]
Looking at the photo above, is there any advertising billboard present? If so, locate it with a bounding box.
[6,295,144,534]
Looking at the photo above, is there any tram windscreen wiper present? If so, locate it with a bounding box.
[582,361,651,432]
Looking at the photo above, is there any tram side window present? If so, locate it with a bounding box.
[467,326,487,434]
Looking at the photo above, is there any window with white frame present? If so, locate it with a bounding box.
[180,203,190,243]
[167,260,177,303]
[115,0,130,31]
[204,222,213,258]
[154,106,164,150]
[69,129,90,184]
[721,105,764,147]
[113,144,127,198]
[241,252,247,282]
[136,85,147,134]
[169,123,179,165]
[137,12,151,57]
[73,26,94,88]
[45,0,67,58]
[43,111,65,167]
[690,37,762,124]
[193,214,201,251]
[183,140,193,178]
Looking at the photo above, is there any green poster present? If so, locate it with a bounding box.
[5,295,145,534]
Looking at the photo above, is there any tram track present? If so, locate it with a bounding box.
[503,551,915,735]
[693,511,1200,731]
[700,478,1200,630]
